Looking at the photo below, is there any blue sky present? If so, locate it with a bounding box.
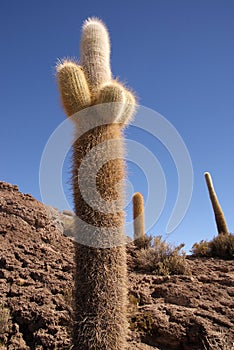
[1,1,233,251]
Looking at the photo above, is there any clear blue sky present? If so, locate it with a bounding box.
[1,0,233,252]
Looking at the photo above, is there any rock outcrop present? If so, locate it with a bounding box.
[0,182,233,349]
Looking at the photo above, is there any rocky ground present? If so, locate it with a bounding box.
[0,181,233,349]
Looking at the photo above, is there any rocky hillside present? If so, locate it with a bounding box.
[0,182,233,349]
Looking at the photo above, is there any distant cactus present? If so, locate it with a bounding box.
[204,172,228,235]
[56,18,136,350]
[133,192,145,240]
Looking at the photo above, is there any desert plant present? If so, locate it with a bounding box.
[191,240,211,257]
[134,234,152,249]
[209,232,234,259]
[133,192,145,241]
[134,235,188,275]
[129,311,156,341]
[191,233,234,259]
[204,172,228,235]
[56,18,136,350]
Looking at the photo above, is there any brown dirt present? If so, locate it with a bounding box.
[0,181,233,349]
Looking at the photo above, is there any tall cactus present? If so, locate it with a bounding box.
[56,18,136,350]
[133,192,145,240]
[204,172,228,235]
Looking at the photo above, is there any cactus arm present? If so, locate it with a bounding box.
[204,172,228,235]
[96,81,126,123]
[81,18,111,94]
[117,89,137,127]
[81,17,137,126]
[97,82,137,127]
[56,60,91,116]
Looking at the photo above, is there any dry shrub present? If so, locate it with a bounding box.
[129,311,156,340]
[191,233,234,260]
[210,233,234,259]
[134,235,152,249]
[133,235,188,275]
[191,240,210,257]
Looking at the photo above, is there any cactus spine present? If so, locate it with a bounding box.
[133,192,145,240]
[204,172,228,235]
[56,18,136,350]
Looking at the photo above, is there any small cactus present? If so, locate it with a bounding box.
[133,192,145,240]
[56,17,136,350]
[204,172,228,235]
